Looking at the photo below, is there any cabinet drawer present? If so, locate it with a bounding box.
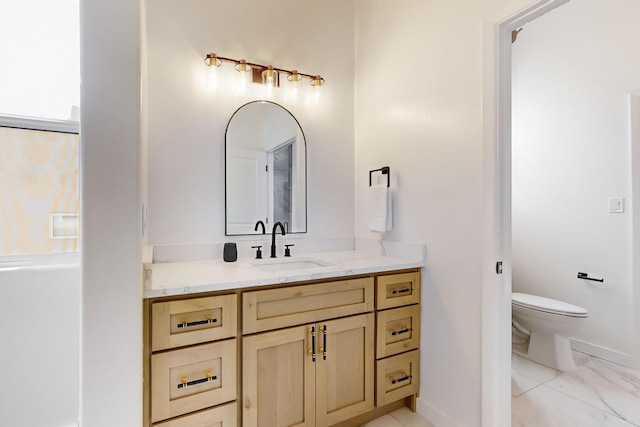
[376,272,420,310]
[376,305,420,359]
[151,339,237,423]
[153,402,237,427]
[243,277,374,334]
[152,294,237,351]
[375,350,420,407]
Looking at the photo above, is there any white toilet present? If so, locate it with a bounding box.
[512,292,588,371]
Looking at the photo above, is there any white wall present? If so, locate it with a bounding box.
[145,0,355,246]
[354,2,485,426]
[73,0,562,425]
[353,0,550,425]
[0,261,79,427]
[80,0,142,425]
[512,0,640,364]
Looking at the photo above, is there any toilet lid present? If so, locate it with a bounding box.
[512,292,588,317]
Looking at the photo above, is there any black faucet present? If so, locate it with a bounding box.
[270,221,286,258]
[254,220,266,234]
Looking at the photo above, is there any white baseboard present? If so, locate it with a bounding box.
[571,338,635,368]
[417,396,461,427]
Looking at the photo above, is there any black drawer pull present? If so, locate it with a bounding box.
[390,373,412,385]
[178,372,217,389]
[390,326,412,336]
[177,317,218,328]
[391,288,412,295]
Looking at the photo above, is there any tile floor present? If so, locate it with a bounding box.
[512,352,640,427]
[363,407,435,427]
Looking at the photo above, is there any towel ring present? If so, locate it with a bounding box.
[369,166,390,187]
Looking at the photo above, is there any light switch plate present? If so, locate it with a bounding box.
[609,198,625,213]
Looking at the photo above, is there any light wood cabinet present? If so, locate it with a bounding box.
[144,268,421,427]
[152,294,237,351]
[316,314,375,426]
[376,271,420,310]
[145,293,239,427]
[243,313,375,427]
[375,350,420,407]
[242,324,316,427]
[151,339,237,423]
[376,305,420,359]
[374,271,421,409]
[243,277,374,334]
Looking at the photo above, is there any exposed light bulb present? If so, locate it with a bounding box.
[287,70,301,101]
[262,65,277,97]
[314,86,321,103]
[206,65,218,91]
[311,75,324,104]
[235,59,251,95]
[205,53,221,92]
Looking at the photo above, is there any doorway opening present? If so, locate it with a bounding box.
[486,0,640,425]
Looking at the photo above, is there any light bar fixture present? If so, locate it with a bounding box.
[204,52,325,98]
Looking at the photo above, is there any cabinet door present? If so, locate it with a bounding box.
[316,313,375,426]
[242,325,315,427]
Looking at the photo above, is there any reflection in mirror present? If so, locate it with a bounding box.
[225,101,307,235]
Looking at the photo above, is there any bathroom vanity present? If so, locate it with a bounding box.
[142,251,423,427]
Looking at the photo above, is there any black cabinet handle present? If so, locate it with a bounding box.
[178,372,216,389]
[390,373,412,385]
[390,326,412,336]
[177,317,217,329]
[321,325,327,360]
[309,326,317,362]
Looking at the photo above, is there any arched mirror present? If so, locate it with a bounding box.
[225,101,307,235]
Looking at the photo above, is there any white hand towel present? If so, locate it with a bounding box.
[368,184,392,232]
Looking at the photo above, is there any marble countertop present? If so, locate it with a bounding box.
[143,249,425,298]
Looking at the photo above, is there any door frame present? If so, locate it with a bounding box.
[631,90,640,369]
[481,1,569,425]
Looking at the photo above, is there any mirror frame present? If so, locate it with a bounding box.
[224,100,308,236]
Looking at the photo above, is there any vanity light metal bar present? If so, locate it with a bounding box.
[205,52,325,89]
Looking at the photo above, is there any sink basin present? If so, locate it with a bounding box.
[248,257,334,273]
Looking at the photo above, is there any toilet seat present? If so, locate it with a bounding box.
[512,292,588,318]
